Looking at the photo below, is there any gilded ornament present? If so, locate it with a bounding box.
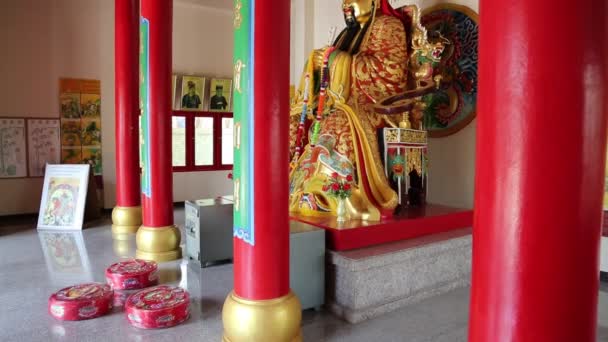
[234,1,242,29]
[233,178,240,211]
[400,129,427,144]
[234,122,241,150]
[233,60,246,94]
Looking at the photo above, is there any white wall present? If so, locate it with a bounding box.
[602,237,608,272]
[292,0,479,209]
[0,0,109,215]
[290,0,315,84]
[0,0,233,215]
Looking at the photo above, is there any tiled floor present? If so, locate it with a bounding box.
[0,210,607,342]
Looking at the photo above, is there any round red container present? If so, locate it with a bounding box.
[124,285,190,329]
[48,283,113,321]
[105,259,159,290]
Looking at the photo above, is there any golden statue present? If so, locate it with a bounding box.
[289,0,446,221]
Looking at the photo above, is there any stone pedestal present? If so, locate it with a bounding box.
[327,228,471,323]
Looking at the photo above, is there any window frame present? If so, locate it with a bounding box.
[171,110,233,172]
[171,111,189,172]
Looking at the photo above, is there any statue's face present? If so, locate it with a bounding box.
[342,0,374,26]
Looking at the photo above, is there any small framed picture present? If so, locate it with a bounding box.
[173,75,206,111]
[209,78,233,112]
[37,164,90,230]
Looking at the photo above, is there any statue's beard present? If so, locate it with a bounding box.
[343,8,359,29]
[334,4,373,54]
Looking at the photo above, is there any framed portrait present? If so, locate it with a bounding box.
[209,78,233,112]
[37,164,90,230]
[173,75,206,111]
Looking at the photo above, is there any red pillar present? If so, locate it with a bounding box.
[112,0,142,239]
[469,0,608,341]
[136,0,180,262]
[222,0,301,340]
[232,0,291,302]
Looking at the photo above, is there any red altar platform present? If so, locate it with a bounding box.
[290,204,473,251]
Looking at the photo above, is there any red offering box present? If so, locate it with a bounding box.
[125,285,190,329]
[105,259,159,290]
[48,283,113,321]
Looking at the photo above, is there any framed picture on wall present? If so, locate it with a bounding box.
[173,75,206,111]
[209,78,233,112]
[0,118,27,178]
[27,119,61,177]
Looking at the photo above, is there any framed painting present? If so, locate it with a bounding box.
[0,118,27,178]
[37,164,90,230]
[173,75,206,111]
[209,78,233,112]
[27,119,61,177]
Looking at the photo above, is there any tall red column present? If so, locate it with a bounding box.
[469,0,608,341]
[112,0,142,240]
[135,0,181,262]
[222,0,301,341]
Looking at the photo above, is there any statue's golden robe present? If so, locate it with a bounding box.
[289,14,407,221]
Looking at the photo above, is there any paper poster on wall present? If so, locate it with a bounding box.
[80,93,101,118]
[82,147,102,175]
[60,93,81,119]
[61,147,82,164]
[81,118,101,146]
[59,78,102,176]
[0,118,27,178]
[61,119,82,147]
[37,164,90,230]
[27,119,61,177]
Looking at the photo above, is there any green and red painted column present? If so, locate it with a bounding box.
[470,0,607,341]
[136,0,181,262]
[112,0,142,240]
[221,0,301,341]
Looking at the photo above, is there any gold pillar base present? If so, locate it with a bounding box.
[135,225,182,262]
[111,206,142,240]
[222,291,302,342]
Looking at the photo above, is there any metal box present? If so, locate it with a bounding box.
[185,197,234,266]
[184,197,325,310]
